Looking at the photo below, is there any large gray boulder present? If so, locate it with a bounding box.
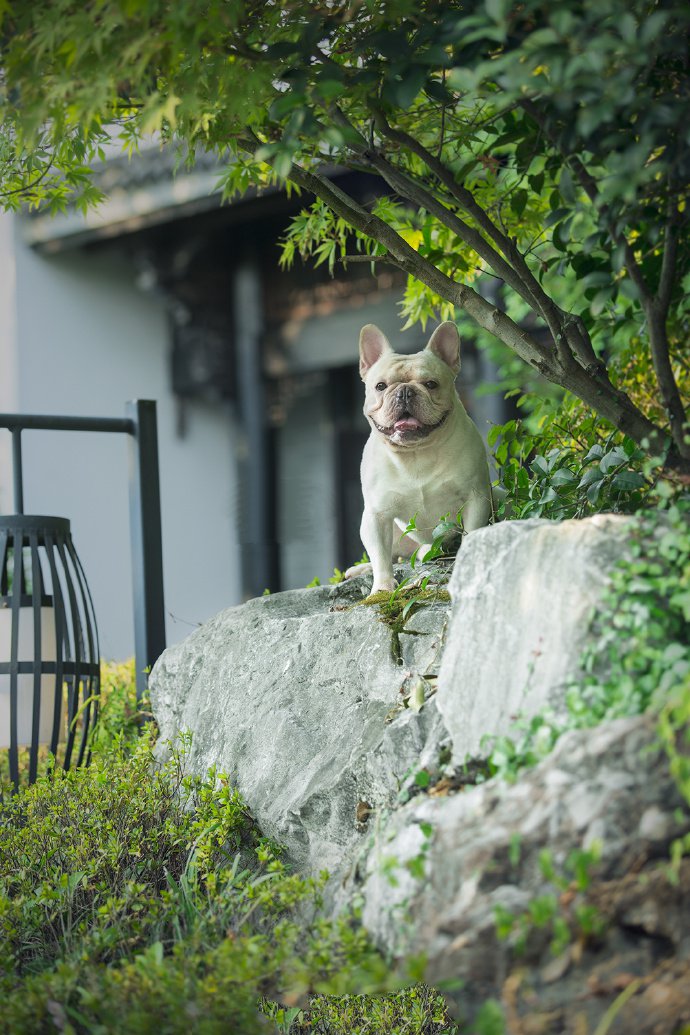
[149,514,690,1032]
[353,714,690,1032]
[151,516,634,879]
[151,573,450,877]
[437,514,630,761]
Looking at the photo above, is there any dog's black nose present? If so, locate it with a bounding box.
[396,384,414,405]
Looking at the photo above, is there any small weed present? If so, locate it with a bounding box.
[270,984,460,1035]
[402,512,465,569]
[494,844,605,957]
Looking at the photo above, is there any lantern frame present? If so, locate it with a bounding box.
[0,515,100,786]
[0,401,166,787]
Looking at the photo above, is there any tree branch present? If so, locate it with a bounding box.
[657,195,680,313]
[283,159,682,467]
[286,162,552,372]
[362,105,608,380]
[645,194,689,456]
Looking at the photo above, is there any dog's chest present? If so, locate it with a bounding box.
[369,453,467,526]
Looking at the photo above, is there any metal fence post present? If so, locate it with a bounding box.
[12,429,23,515]
[126,400,166,700]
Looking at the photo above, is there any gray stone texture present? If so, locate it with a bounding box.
[151,572,450,877]
[353,714,690,1031]
[437,514,631,761]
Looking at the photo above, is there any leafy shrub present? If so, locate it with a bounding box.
[490,414,652,521]
[0,659,146,792]
[0,723,399,1033]
[658,673,690,869]
[263,984,459,1034]
[89,658,149,754]
[2,666,461,1034]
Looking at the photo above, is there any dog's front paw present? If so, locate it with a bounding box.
[344,562,373,580]
[371,577,397,594]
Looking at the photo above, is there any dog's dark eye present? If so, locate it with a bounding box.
[375,382,387,391]
[425,380,439,389]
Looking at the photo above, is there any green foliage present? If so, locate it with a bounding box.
[491,417,652,521]
[263,984,460,1035]
[472,1001,506,1035]
[2,0,689,466]
[658,673,690,869]
[0,659,144,791]
[0,664,472,1034]
[494,845,605,958]
[89,658,150,755]
[484,492,690,780]
[0,723,398,1033]
[402,513,465,569]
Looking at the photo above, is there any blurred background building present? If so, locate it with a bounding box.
[0,149,505,660]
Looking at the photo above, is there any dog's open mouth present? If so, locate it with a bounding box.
[373,411,449,439]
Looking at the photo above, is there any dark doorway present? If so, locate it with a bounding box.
[330,366,369,571]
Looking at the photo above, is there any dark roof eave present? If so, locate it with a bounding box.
[22,167,230,253]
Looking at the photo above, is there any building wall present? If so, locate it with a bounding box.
[0,202,507,663]
[5,218,241,661]
[277,378,337,590]
[0,214,19,515]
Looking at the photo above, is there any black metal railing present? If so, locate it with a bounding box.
[0,401,166,699]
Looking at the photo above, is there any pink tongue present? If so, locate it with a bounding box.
[394,417,422,432]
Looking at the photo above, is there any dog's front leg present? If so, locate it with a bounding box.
[463,489,492,533]
[361,507,396,593]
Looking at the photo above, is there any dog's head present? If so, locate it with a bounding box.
[359,322,461,447]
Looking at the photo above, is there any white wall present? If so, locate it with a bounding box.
[8,221,241,661]
[0,214,19,513]
[277,380,337,589]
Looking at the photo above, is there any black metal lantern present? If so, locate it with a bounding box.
[0,401,167,788]
[0,516,100,788]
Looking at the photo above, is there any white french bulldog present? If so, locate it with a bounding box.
[346,322,492,593]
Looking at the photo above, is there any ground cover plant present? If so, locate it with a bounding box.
[0,666,461,1035]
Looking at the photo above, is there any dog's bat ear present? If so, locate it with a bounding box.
[426,322,461,374]
[359,324,393,379]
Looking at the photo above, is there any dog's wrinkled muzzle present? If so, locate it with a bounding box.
[372,410,449,440]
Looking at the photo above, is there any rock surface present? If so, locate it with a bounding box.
[151,572,451,877]
[437,514,631,762]
[351,713,690,1031]
[151,516,634,878]
[150,515,690,1032]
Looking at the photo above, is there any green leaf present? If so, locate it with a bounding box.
[611,471,646,491]
[544,207,570,227]
[583,444,605,463]
[539,486,558,505]
[511,189,528,217]
[273,150,294,180]
[559,166,575,204]
[578,468,605,489]
[549,468,577,486]
[485,0,509,24]
[586,480,603,505]
[394,66,428,109]
[599,447,628,474]
[531,455,550,476]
